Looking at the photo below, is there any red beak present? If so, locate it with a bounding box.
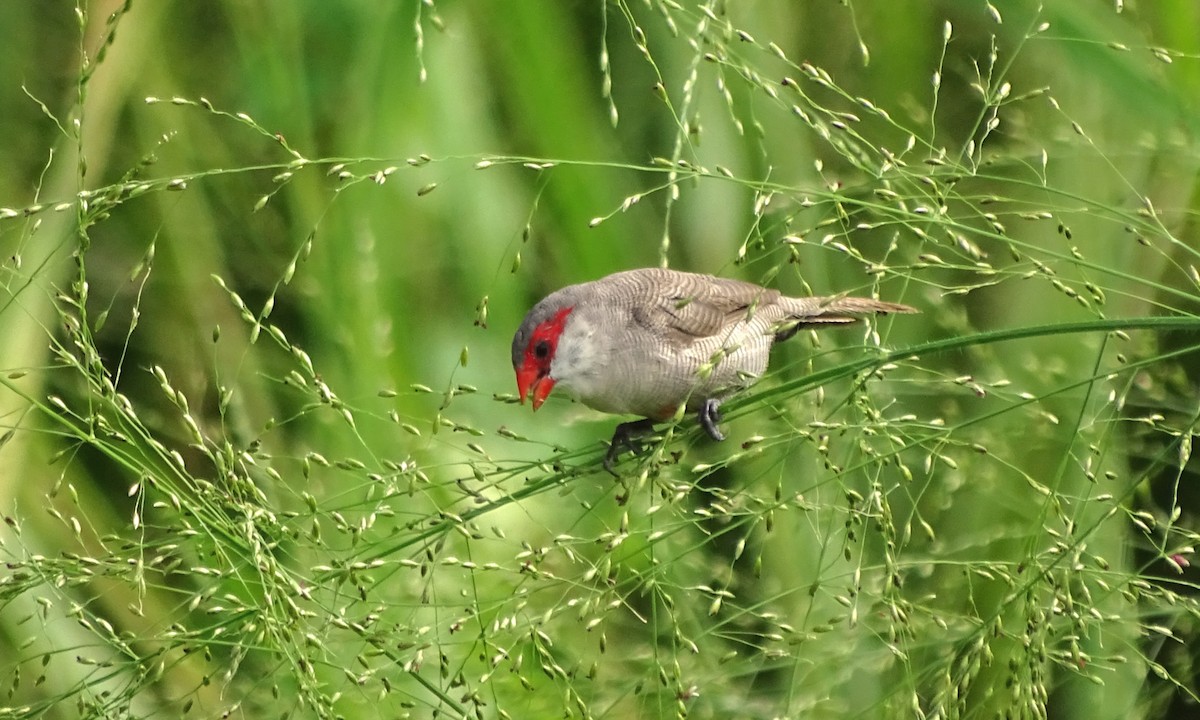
[516,364,556,410]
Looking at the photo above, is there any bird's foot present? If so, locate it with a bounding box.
[698,398,725,442]
[604,402,725,475]
[604,418,657,476]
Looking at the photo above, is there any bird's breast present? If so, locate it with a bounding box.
[553,307,776,418]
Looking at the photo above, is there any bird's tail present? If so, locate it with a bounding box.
[773,295,917,341]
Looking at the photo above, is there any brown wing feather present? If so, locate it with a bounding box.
[615,269,780,342]
[600,268,916,345]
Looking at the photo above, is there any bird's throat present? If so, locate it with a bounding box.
[547,313,603,402]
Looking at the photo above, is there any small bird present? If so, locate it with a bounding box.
[511,268,916,472]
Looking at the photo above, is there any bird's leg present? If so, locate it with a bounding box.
[604,418,657,475]
[698,398,726,442]
[605,401,726,475]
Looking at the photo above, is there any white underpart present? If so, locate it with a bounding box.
[548,312,608,406]
[550,309,771,418]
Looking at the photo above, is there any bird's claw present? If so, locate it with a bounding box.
[603,402,725,475]
[699,398,725,442]
[603,419,656,476]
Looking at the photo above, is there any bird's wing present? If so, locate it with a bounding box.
[623,270,781,343]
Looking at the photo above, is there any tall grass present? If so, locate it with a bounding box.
[2,1,1200,718]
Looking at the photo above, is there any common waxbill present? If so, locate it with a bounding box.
[512,268,916,472]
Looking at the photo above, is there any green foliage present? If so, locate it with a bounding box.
[2,2,1200,719]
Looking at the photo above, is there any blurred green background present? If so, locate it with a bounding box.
[2,1,1200,718]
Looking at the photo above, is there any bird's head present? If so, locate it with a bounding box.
[512,304,575,410]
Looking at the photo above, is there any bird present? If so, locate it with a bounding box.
[511,268,917,473]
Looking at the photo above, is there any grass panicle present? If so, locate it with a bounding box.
[1,2,1199,719]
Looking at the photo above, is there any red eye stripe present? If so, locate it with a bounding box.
[516,306,573,409]
[525,306,573,362]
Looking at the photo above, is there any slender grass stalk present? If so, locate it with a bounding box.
[2,2,1200,719]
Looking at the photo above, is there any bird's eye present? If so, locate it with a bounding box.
[533,340,550,359]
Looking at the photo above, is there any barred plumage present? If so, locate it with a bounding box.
[512,268,916,472]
